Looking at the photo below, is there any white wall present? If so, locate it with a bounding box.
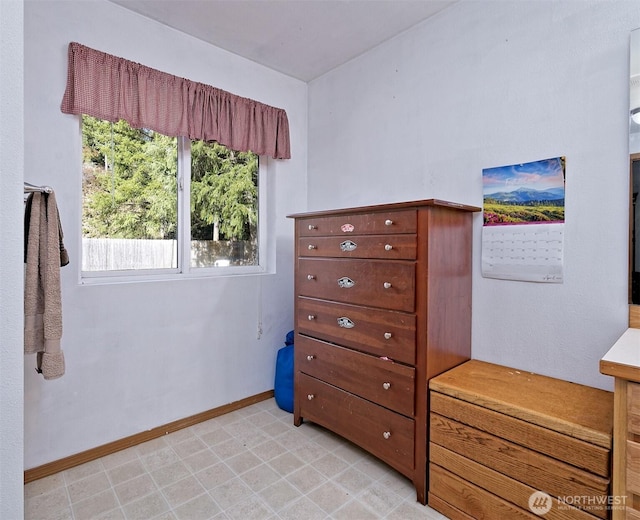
[308,1,640,390]
[23,0,307,469]
[0,1,24,517]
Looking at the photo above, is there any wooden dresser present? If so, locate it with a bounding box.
[600,327,640,520]
[287,199,479,504]
[429,360,614,520]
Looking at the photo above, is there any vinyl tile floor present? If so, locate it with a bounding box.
[24,398,448,520]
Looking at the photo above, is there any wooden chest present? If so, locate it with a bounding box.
[429,360,614,519]
[288,199,480,504]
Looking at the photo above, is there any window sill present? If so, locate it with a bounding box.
[79,265,273,286]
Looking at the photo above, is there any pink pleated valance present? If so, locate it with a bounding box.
[60,42,291,159]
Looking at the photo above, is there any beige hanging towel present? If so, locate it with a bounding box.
[24,191,67,379]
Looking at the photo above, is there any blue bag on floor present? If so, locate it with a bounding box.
[274,330,295,413]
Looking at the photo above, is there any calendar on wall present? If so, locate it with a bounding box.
[481,157,565,283]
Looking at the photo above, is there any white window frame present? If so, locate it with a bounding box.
[80,134,269,285]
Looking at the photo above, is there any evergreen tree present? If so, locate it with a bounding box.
[82,116,178,239]
[81,116,258,243]
[190,141,258,241]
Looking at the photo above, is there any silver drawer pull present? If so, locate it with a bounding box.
[384,244,393,251]
[382,382,391,390]
[308,244,317,250]
[340,240,357,252]
[307,394,315,400]
[306,355,315,361]
[382,431,391,439]
[337,277,355,288]
[308,225,317,230]
[307,315,316,320]
[307,274,316,280]
[337,317,355,329]
[384,332,392,340]
[384,219,393,226]
[383,282,392,289]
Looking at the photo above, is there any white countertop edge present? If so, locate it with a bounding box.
[601,328,640,368]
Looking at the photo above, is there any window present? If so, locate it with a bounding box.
[81,116,262,279]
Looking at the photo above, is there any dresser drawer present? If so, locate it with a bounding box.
[297,297,416,365]
[628,439,640,496]
[298,210,416,237]
[298,372,415,475]
[297,335,415,416]
[299,234,417,260]
[297,258,415,312]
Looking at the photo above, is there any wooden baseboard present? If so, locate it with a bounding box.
[24,390,274,484]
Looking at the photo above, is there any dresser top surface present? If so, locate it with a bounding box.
[599,327,640,382]
[430,359,613,448]
[287,199,481,219]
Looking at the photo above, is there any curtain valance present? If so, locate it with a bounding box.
[60,42,291,159]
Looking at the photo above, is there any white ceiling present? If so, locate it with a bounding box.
[108,0,456,82]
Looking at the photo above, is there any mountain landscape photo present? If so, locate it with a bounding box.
[482,157,566,226]
[483,186,565,225]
